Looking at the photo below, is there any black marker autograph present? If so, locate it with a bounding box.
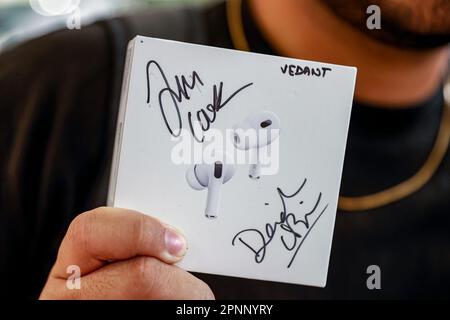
[232,178,329,268]
[146,60,253,142]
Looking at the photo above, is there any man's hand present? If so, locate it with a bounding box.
[39,207,214,299]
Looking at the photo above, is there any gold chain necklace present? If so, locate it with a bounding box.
[226,0,450,212]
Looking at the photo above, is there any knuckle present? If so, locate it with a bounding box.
[66,208,104,251]
[89,206,109,217]
[132,214,164,252]
[202,285,215,300]
[132,214,148,250]
[131,257,160,293]
[67,212,90,242]
[196,279,215,300]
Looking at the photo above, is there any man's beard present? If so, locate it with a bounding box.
[320,0,450,50]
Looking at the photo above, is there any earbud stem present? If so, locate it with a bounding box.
[249,147,262,179]
[205,177,221,218]
[249,163,261,180]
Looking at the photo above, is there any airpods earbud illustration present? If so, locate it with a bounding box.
[186,160,236,219]
[232,111,280,180]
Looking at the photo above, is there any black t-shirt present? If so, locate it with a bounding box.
[0,1,449,299]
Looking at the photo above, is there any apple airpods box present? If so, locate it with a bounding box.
[108,36,357,287]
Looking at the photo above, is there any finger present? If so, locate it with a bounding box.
[41,257,215,300]
[52,207,187,278]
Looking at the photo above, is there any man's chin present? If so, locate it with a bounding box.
[319,0,450,51]
[362,28,450,51]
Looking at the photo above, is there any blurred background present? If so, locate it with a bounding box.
[0,0,210,51]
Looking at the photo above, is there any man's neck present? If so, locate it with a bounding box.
[249,0,449,107]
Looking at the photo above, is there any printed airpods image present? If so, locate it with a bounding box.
[232,111,281,179]
[186,160,236,219]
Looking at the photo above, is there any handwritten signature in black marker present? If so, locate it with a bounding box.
[232,179,329,268]
[145,60,253,142]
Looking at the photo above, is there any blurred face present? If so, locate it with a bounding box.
[320,0,450,49]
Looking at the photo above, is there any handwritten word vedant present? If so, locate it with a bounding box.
[232,178,329,268]
[146,60,253,142]
[281,64,332,78]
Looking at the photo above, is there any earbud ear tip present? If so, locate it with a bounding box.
[186,165,206,190]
